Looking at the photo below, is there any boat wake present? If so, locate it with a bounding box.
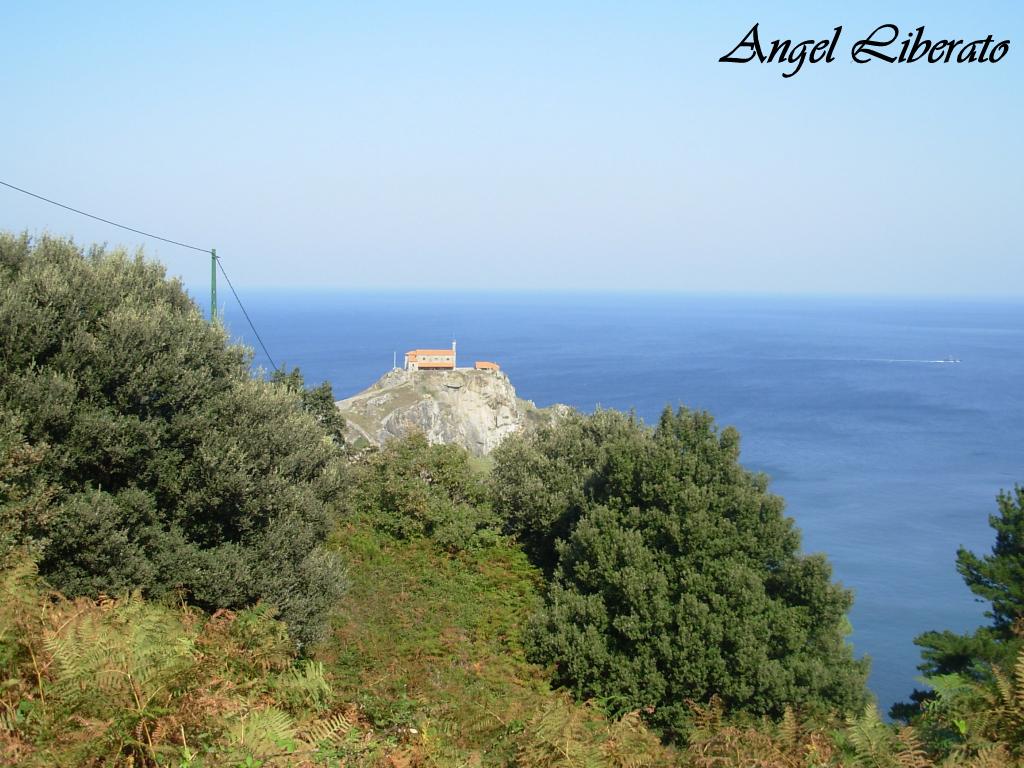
[884,357,960,364]
[781,357,962,364]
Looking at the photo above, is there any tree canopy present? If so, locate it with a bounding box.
[342,432,498,551]
[270,366,347,447]
[957,486,1024,634]
[492,407,869,737]
[899,486,1024,710]
[0,232,347,645]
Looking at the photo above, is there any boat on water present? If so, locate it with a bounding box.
[939,355,961,363]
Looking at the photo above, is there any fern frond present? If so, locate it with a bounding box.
[989,664,1009,706]
[227,706,297,755]
[843,704,898,766]
[601,710,672,768]
[686,695,724,738]
[779,706,799,749]
[925,673,977,708]
[43,595,198,721]
[303,712,353,746]
[272,659,332,713]
[959,743,1014,768]
[1014,649,1024,712]
[517,696,606,768]
[894,726,932,768]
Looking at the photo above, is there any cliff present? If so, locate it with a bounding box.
[335,368,571,456]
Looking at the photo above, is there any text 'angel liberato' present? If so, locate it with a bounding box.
[719,23,1010,78]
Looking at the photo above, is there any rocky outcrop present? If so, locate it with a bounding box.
[335,368,571,456]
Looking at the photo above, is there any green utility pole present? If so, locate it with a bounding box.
[210,248,218,323]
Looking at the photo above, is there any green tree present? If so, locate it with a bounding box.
[493,407,869,738]
[490,409,641,569]
[957,486,1024,634]
[270,365,347,447]
[0,412,54,565]
[894,487,1024,723]
[0,232,347,645]
[343,432,497,551]
[914,487,1024,680]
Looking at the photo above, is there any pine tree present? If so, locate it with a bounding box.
[909,489,1024,679]
[958,486,1024,633]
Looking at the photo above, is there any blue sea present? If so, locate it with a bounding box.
[215,291,1024,713]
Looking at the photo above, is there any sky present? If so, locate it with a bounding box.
[1,2,1021,295]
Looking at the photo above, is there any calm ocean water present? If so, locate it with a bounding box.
[216,291,1023,712]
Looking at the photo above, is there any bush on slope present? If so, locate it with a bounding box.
[0,232,346,645]
[493,407,869,737]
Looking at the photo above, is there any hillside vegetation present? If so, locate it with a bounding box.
[1,233,1022,766]
[492,409,868,736]
[0,233,345,646]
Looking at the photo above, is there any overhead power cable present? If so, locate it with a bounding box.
[216,257,279,371]
[0,178,280,371]
[0,179,211,253]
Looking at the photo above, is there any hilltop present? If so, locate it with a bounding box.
[335,367,571,456]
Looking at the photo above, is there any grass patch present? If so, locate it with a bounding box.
[323,524,544,763]
[321,523,672,766]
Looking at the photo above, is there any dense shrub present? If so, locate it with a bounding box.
[493,407,869,737]
[342,432,498,551]
[491,408,641,569]
[0,232,346,645]
[0,413,53,566]
[271,365,348,446]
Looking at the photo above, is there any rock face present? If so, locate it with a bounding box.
[335,368,570,456]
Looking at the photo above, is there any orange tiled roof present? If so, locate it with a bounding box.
[406,349,455,357]
[474,361,500,370]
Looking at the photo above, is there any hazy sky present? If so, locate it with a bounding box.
[2,2,1021,294]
